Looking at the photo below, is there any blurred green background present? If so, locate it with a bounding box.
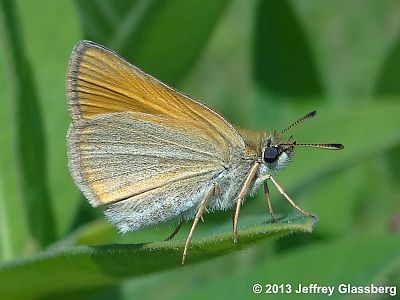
[1,0,400,299]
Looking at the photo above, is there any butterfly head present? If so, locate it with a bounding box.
[262,131,295,172]
[261,111,343,172]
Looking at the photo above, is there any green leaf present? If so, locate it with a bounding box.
[0,0,55,249]
[373,32,400,186]
[0,37,27,260]
[296,166,365,237]
[386,144,400,182]
[374,31,400,96]
[253,0,322,97]
[0,216,315,300]
[74,0,229,85]
[291,1,400,102]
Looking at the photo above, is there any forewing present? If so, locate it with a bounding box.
[67,112,225,208]
[67,40,244,152]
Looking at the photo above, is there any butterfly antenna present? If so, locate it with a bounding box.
[281,111,317,134]
[293,142,344,150]
[279,111,344,150]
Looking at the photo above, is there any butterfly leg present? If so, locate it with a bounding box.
[164,220,183,241]
[268,175,313,216]
[233,163,260,244]
[182,184,215,265]
[264,181,277,222]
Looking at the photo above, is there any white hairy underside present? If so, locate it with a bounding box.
[107,159,254,234]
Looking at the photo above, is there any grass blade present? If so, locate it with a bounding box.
[0,0,55,249]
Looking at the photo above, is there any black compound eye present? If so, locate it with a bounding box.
[263,147,279,163]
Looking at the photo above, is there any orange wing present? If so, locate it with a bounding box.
[67,40,244,151]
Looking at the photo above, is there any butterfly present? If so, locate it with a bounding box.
[66,40,343,265]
